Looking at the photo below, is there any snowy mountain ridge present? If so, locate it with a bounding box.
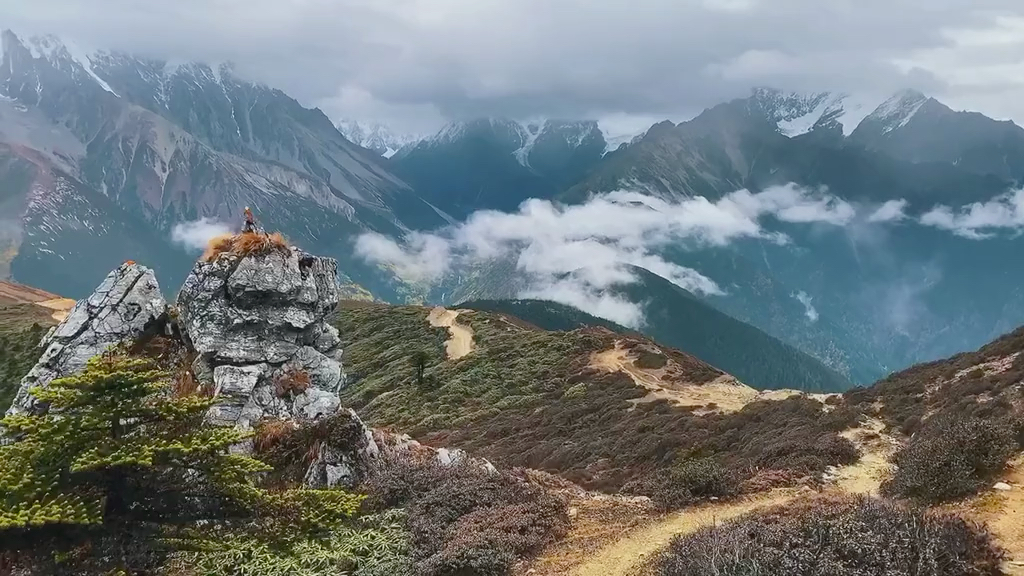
[335,119,423,158]
[749,87,934,138]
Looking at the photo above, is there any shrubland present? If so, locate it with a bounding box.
[659,495,1004,576]
[338,304,859,503]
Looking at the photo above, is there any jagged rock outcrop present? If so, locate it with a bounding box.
[176,246,346,430]
[6,263,167,416]
[5,245,494,489]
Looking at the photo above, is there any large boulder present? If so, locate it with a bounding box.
[6,263,167,416]
[176,245,346,430]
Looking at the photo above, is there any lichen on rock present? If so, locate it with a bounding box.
[176,245,346,430]
[6,262,167,416]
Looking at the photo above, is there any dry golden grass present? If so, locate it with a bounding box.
[274,368,312,398]
[172,369,200,398]
[254,418,300,454]
[201,231,290,262]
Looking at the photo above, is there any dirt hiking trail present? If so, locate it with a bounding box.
[946,456,1024,575]
[567,490,798,576]
[589,341,837,414]
[427,306,475,360]
[528,412,901,576]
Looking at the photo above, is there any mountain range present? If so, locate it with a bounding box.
[5,28,1024,389]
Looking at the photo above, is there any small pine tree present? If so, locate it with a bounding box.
[0,353,364,571]
[410,351,429,387]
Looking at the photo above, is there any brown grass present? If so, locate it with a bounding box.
[201,231,290,262]
[172,370,200,398]
[274,369,311,398]
[254,418,301,454]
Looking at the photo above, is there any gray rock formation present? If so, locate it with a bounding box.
[303,409,381,489]
[6,263,167,416]
[176,246,347,430]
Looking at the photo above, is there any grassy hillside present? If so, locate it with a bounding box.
[462,276,851,394]
[460,299,635,334]
[0,303,57,408]
[336,302,859,494]
[845,324,1024,436]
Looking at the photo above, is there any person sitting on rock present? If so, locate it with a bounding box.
[243,206,256,233]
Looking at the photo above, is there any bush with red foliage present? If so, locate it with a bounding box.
[362,456,569,576]
[660,495,1004,576]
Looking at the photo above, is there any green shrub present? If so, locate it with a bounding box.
[561,383,587,399]
[635,351,667,369]
[0,355,364,574]
[882,416,1016,503]
[623,457,738,511]
[659,496,1004,576]
[0,320,48,409]
[164,510,413,576]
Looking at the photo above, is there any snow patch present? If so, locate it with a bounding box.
[26,35,62,60]
[870,90,927,134]
[63,40,120,97]
[512,120,543,167]
[778,95,837,136]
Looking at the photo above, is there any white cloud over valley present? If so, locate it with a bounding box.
[919,188,1024,239]
[356,184,869,327]
[171,218,233,252]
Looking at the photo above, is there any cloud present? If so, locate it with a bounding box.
[794,291,819,322]
[170,218,232,251]
[919,188,1024,238]
[868,199,909,223]
[521,276,647,328]
[723,184,856,225]
[4,1,1023,132]
[357,183,863,326]
[355,231,451,283]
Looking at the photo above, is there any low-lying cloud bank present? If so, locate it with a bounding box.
[920,188,1024,239]
[171,218,233,251]
[356,185,1024,327]
[357,184,862,326]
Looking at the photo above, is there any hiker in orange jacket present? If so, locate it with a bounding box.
[243,206,256,233]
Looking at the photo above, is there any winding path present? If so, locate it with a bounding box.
[427,306,475,360]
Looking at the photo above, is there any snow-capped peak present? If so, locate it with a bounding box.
[9,31,120,97]
[336,119,424,157]
[512,120,544,166]
[750,88,929,138]
[864,89,928,134]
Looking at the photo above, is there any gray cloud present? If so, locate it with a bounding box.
[3,0,1023,132]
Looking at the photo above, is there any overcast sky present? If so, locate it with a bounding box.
[4,0,1024,134]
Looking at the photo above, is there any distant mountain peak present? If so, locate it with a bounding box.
[335,119,423,158]
[3,30,121,98]
[740,87,939,139]
[864,89,929,134]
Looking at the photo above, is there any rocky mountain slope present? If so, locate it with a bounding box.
[0,30,445,300]
[390,118,606,218]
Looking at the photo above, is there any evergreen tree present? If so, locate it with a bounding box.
[0,353,364,572]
